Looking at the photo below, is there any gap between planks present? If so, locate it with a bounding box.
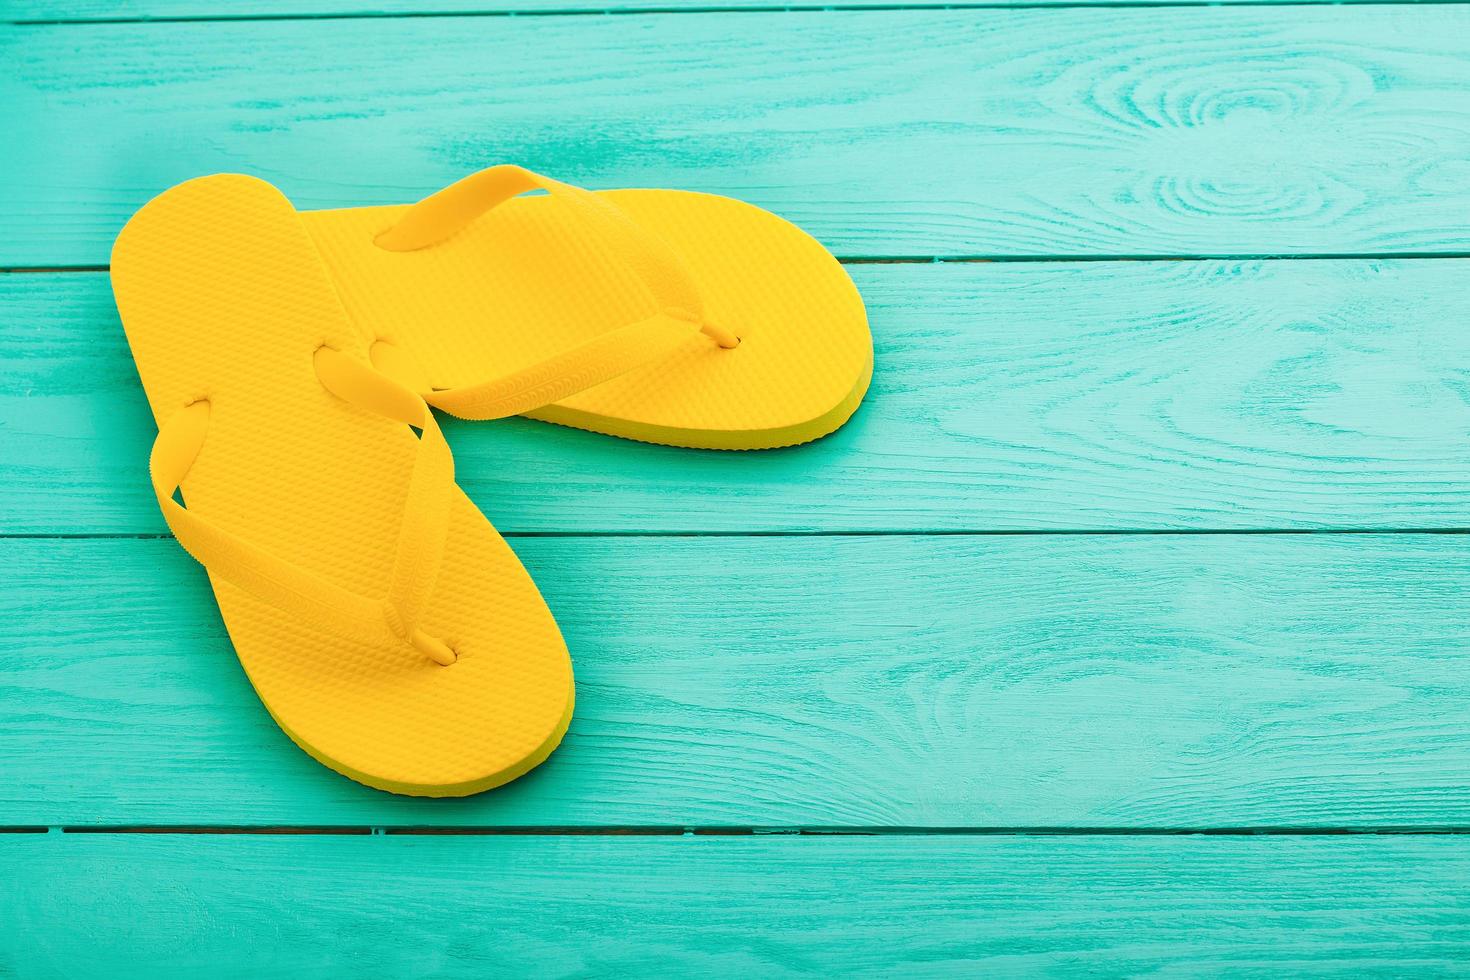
[10,252,1470,275]
[4,825,1470,835]
[8,529,1470,541]
[14,0,1470,28]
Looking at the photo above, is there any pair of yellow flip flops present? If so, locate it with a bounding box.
[112,167,872,797]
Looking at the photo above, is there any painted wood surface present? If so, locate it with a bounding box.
[16,0,1446,26]
[8,260,1470,536]
[6,533,1469,828]
[6,7,1470,266]
[5,833,1469,977]
[6,1,1470,971]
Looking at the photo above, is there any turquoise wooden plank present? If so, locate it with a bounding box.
[8,260,1470,536]
[11,0,1430,22]
[4,533,1468,827]
[5,8,1470,266]
[4,834,1468,976]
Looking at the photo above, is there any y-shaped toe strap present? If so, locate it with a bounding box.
[374,164,739,421]
[421,308,715,421]
[150,347,458,666]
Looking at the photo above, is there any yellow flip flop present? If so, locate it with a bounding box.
[111,174,575,798]
[289,165,871,450]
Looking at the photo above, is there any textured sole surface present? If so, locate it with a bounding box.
[110,174,575,796]
[303,188,873,450]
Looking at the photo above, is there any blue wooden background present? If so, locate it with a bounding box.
[3,0,1470,975]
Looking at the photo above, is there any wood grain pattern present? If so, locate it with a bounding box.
[5,833,1469,976]
[7,261,1470,535]
[8,260,1470,531]
[6,0,1470,970]
[5,7,1470,265]
[5,533,1469,827]
[15,0,1434,25]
